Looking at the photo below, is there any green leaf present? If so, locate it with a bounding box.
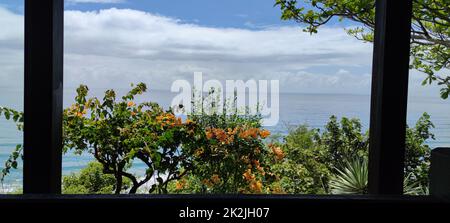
[4,111,10,120]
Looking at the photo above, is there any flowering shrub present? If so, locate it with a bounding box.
[172,107,277,194]
[64,83,200,194]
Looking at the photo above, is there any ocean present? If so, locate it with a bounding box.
[1,87,449,192]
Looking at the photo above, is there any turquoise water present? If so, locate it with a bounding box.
[1,88,449,192]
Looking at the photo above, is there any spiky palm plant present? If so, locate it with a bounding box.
[329,158,368,194]
[329,158,426,195]
[403,173,428,195]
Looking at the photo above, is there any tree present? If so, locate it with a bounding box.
[1,83,201,194]
[320,116,368,168]
[64,83,198,194]
[271,113,434,193]
[268,117,368,194]
[404,113,434,187]
[275,0,450,99]
[268,125,331,194]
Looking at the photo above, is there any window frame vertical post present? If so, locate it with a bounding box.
[368,0,413,195]
[23,0,64,194]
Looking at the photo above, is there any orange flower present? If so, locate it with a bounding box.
[127,101,135,107]
[213,128,227,142]
[239,128,259,139]
[239,130,249,139]
[248,128,259,138]
[155,113,182,128]
[225,135,234,144]
[175,179,186,190]
[175,117,182,125]
[271,146,285,160]
[227,127,238,136]
[202,179,213,187]
[206,129,214,139]
[250,180,263,193]
[210,174,221,184]
[185,119,195,125]
[259,129,270,138]
[243,169,255,181]
[272,185,285,194]
[166,113,175,121]
[75,109,86,117]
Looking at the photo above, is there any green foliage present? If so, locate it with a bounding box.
[329,158,368,195]
[269,116,368,194]
[0,107,24,127]
[181,98,275,194]
[403,173,428,196]
[321,116,369,168]
[0,145,22,182]
[269,125,330,194]
[405,113,434,187]
[62,162,131,194]
[64,83,197,194]
[272,113,433,194]
[7,188,23,194]
[329,158,426,195]
[0,107,23,182]
[167,174,205,194]
[275,0,450,99]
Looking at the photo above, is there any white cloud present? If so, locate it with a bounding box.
[62,8,374,93]
[0,7,24,89]
[0,7,23,47]
[2,6,436,96]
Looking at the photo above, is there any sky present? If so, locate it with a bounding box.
[0,0,442,96]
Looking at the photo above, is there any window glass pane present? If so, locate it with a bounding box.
[63,0,374,194]
[0,1,24,194]
[406,0,450,195]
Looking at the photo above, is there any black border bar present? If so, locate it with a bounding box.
[368,0,413,195]
[23,0,64,194]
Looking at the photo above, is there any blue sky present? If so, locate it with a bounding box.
[63,0,355,29]
[1,0,349,28]
[65,0,297,28]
